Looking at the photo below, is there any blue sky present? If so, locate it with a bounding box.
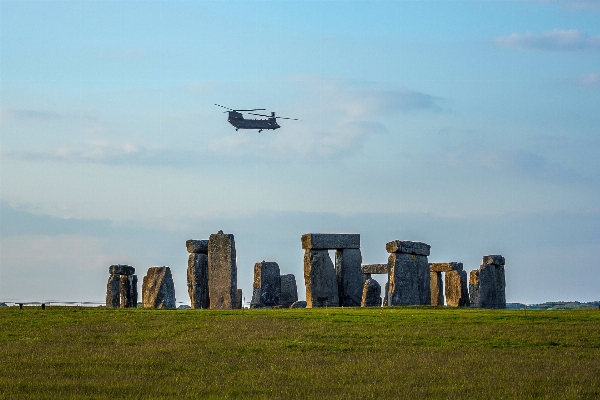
[1,0,599,304]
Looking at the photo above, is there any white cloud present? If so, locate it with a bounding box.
[495,29,600,51]
[576,73,600,87]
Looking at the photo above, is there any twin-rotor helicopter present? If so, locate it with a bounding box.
[215,104,299,132]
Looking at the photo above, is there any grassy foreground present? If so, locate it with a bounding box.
[1,306,600,399]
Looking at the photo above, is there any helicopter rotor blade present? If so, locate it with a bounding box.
[234,108,267,112]
[215,103,232,110]
[248,112,300,120]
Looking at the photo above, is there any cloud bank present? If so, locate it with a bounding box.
[495,29,600,51]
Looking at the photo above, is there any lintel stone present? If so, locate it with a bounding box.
[386,240,430,256]
[361,264,389,274]
[109,264,135,276]
[301,233,360,250]
[186,239,209,254]
[429,262,463,272]
[482,255,505,266]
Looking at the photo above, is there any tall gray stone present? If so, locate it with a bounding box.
[280,274,298,308]
[251,261,281,307]
[387,249,431,306]
[304,249,339,307]
[236,289,243,309]
[430,271,444,306]
[187,253,209,309]
[142,266,176,309]
[469,270,480,306]
[106,274,121,308]
[208,231,237,309]
[361,278,382,307]
[301,233,360,250]
[482,255,505,266]
[495,264,506,308]
[120,274,137,308]
[336,248,365,307]
[186,239,209,255]
[445,270,469,307]
[477,263,498,308]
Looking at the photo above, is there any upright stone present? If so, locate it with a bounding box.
[469,270,480,306]
[476,263,498,308]
[304,249,339,307]
[251,261,281,307]
[430,271,444,306]
[387,240,431,306]
[120,274,138,308]
[445,270,469,307]
[187,253,209,309]
[336,248,365,307]
[142,266,176,309]
[106,274,121,308]
[280,274,298,308]
[207,231,237,309]
[236,289,243,309]
[361,278,382,307]
[495,264,506,308]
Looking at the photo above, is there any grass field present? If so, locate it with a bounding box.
[1,306,599,399]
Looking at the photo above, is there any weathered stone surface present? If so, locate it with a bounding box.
[445,270,469,307]
[469,270,480,306]
[430,271,444,306]
[495,265,506,308]
[361,278,382,307]
[250,261,281,307]
[207,231,237,309]
[186,239,209,255]
[482,255,505,266]
[304,249,339,307]
[301,233,360,250]
[388,252,431,306]
[187,253,209,309]
[361,264,388,274]
[336,248,365,307]
[477,263,504,309]
[120,274,138,308]
[280,274,298,308]
[386,240,431,256]
[109,264,135,276]
[236,289,243,309]
[106,274,121,308]
[429,262,463,272]
[290,300,307,309]
[142,266,176,309]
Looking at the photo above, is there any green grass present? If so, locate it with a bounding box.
[1,306,600,399]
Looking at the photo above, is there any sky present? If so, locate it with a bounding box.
[1,0,599,305]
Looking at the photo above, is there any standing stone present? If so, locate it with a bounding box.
[250,261,281,307]
[495,264,506,308]
[383,281,389,306]
[469,270,480,306]
[207,231,237,309]
[142,266,176,309]
[106,274,121,308]
[361,278,382,307]
[445,270,469,307]
[187,253,209,309]
[120,274,138,308]
[477,263,498,308]
[336,248,365,307]
[236,289,243,309]
[304,249,339,307]
[430,271,444,306]
[387,243,431,306]
[280,274,298,308]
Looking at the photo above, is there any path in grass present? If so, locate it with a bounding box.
[1,307,599,398]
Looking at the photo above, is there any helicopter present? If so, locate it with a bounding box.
[215,104,299,132]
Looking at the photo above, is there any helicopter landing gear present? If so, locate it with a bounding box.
[235,128,239,131]
[258,129,263,133]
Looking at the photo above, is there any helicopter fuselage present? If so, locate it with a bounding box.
[227,111,280,131]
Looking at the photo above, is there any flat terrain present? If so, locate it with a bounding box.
[1,306,599,399]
